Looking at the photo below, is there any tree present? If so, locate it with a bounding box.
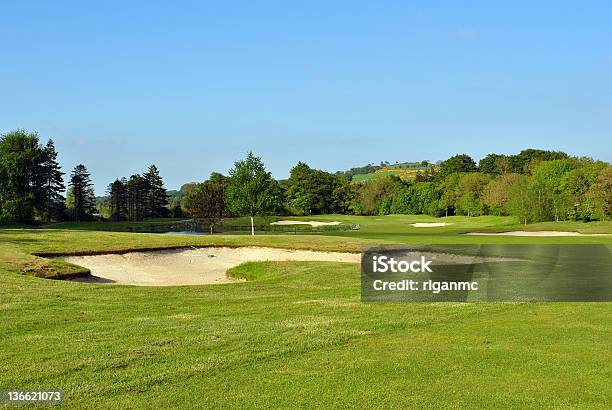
[335,163,380,180]
[512,149,568,174]
[143,165,168,218]
[438,173,462,217]
[209,172,230,185]
[386,182,441,216]
[479,154,512,175]
[170,203,184,218]
[126,174,148,221]
[457,191,481,217]
[355,176,405,215]
[107,179,128,221]
[0,130,43,223]
[529,159,577,222]
[183,175,228,233]
[331,177,356,214]
[581,165,612,221]
[483,173,519,215]
[285,162,316,215]
[167,190,184,218]
[439,154,477,176]
[562,161,607,220]
[69,164,96,221]
[479,154,502,174]
[37,140,65,222]
[177,183,197,215]
[105,165,170,221]
[226,152,280,235]
[435,172,490,217]
[285,162,353,215]
[454,173,491,216]
[508,175,533,225]
[439,191,455,217]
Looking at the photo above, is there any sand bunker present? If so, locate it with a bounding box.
[466,231,611,237]
[270,220,342,227]
[411,222,452,227]
[59,247,359,286]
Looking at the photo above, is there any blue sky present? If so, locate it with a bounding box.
[1,1,611,192]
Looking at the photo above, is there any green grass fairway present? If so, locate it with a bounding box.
[1,216,611,407]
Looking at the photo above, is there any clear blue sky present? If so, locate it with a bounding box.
[1,1,611,193]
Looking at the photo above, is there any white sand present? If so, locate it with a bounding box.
[466,231,611,237]
[411,222,452,227]
[270,220,342,227]
[59,247,359,286]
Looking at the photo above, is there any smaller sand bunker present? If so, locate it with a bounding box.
[59,247,359,286]
[411,222,452,227]
[466,231,610,237]
[270,220,342,227]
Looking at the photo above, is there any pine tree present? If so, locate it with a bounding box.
[127,174,148,221]
[38,140,65,222]
[69,164,96,221]
[107,179,127,221]
[144,165,168,218]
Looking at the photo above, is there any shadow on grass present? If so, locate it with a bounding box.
[68,275,116,284]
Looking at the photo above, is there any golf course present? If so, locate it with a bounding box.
[1,215,611,407]
[3,2,612,406]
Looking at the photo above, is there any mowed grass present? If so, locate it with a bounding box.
[2,261,610,407]
[263,214,612,243]
[1,216,611,407]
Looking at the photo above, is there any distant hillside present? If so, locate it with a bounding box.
[338,161,431,182]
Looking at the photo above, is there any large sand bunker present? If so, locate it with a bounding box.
[59,247,359,286]
[411,222,452,227]
[466,231,611,237]
[270,220,342,227]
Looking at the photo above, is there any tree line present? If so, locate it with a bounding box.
[182,149,611,231]
[183,153,279,234]
[2,129,610,227]
[0,129,68,223]
[371,150,611,223]
[106,165,169,221]
[0,129,171,223]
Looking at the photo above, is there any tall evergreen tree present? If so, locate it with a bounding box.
[144,165,168,218]
[107,179,128,221]
[127,174,148,221]
[38,140,65,222]
[0,130,43,223]
[69,164,96,221]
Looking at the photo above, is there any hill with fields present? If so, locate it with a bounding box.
[337,161,433,182]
